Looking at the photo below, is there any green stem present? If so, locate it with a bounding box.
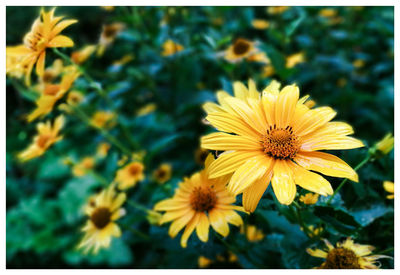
[121,224,151,241]
[326,154,371,205]
[292,201,314,239]
[126,199,149,213]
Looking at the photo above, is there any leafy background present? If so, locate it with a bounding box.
[6,6,394,268]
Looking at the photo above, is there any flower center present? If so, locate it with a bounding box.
[36,134,52,148]
[44,84,61,96]
[90,207,112,229]
[190,186,217,212]
[233,39,250,55]
[262,125,300,159]
[104,26,118,38]
[323,248,360,269]
[129,164,141,176]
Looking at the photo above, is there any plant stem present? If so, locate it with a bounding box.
[291,201,314,238]
[326,154,371,205]
[126,199,150,213]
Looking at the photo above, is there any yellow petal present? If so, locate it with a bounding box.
[154,199,189,211]
[271,160,296,205]
[48,35,74,48]
[201,132,262,151]
[243,168,273,212]
[247,79,260,99]
[293,107,337,136]
[196,212,210,242]
[168,210,195,238]
[275,85,299,128]
[233,81,249,100]
[180,213,200,248]
[306,248,328,258]
[209,209,229,237]
[219,209,243,226]
[110,192,126,211]
[301,135,364,151]
[203,102,225,114]
[206,112,260,138]
[160,208,193,224]
[50,19,78,37]
[383,181,394,193]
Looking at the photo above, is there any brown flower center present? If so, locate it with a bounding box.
[323,248,361,269]
[44,84,60,96]
[90,207,112,229]
[103,26,118,38]
[262,125,300,159]
[156,169,166,179]
[36,134,52,148]
[129,164,142,176]
[190,186,217,212]
[233,39,251,55]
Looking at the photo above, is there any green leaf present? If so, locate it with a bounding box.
[314,206,360,235]
[351,204,392,226]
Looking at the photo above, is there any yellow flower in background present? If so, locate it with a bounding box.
[161,39,184,56]
[262,64,275,78]
[246,52,270,64]
[101,6,115,11]
[97,23,125,56]
[6,48,29,79]
[286,52,305,68]
[224,38,257,62]
[72,157,95,177]
[299,193,319,205]
[112,54,135,67]
[66,90,84,105]
[154,154,245,248]
[78,184,126,254]
[383,181,394,199]
[90,111,117,129]
[195,148,210,165]
[6,8,77,85]
[319,9,338,18]
[71,45,97,64]
[40,59,64,84]
[267,6,289,15]
[307,238,390,269]
[27,66,80,122]
[375,133,394,155]
[18,115,65,162]
[353,59,365,68]
[114,162,145,190]
[153,163,172,184]
[136,103,157,116]
[198,256,213,268]
[242,225,264,242]
[96,142,111,158]
[301,225,323,238]
[252,19,270,30]
[304,99,316,109]
[201,79,363,211]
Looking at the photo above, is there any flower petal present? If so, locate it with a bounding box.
[243,167,273,212]
[48,35,74,48]
[271,160,296,205]
[275,84,299,128]
[180,213,200,248]
[168,210,195,238]
[50,19,77,37]
[196,212,210,242]
[206,112,260,138]
[201,132,262,151]
[292,107,337,136]
[209,209,229,237]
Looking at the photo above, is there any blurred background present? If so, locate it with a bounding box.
[6,6,394,268]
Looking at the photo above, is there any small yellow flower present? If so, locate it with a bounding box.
[6,49,29,79]
[301,225,323,238]
[252,19,270,30]
[114,162,145,190]
[211,17,224,26]
[40,58,64,84]
[101,6,115,11]
[267,6,290,15]
[131,150,147,162]
[6,8,77,85]
[383,181,394,199]
[18,115,65,162]
[198,256,213,268]
[299,193,319,205]
[78,184,126,254]
[71,45,97,64]
[286,52,305,68]
[136,103,157,116]
[375,133,394,155]
[262,64,275,77]
[319,9,338,18]
[153,163,172,184]
[307,238,390,269]
[161,39,184,56]
[96,142,111,158]
[72,157,95,177]
[67,90,84,105]
[353,59,365,68]
[246,52,270,64]
[89,111,117,129]
[146,210,163,225]
[224,38,257,62]
[117,155,128,166]
[242,225,264,242]
[97,23,125,56]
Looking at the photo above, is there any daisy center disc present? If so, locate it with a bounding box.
[324,248,360,269]
[36,134,52,148]
[233,40,250,55]
[129,164,141,176]
[190,186,217,212]
[90,207,112,229]
[262,125,300,160]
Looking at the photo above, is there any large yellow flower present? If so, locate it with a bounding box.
[154,154,245,248]
[307,238,390,269]
[6,8,77,85]
[78,184,126,254]
[18,115,65,162]
[201,80,363,211]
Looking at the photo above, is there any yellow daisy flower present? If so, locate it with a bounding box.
[89,111,117,129]
[307,238,390,269]
[6,8,77,85]
[267,6,290,15]
[299,193,319,205]
[40,58,64,84]
[97,23,125,56]
[301,225,323,238]
[72,157,95,177]
[252,19,270,30]
[71,45,97,64]
[154,154,245,248]
[114,161,145,190]
[96,142,111,158]
[353,59,365,69]
[153,163,172,184]
[198,256,213,268]
[286,52,305,68]
[161,39,184,56]
[319,9,338,18]
[201,79,363,211]
[224,38,258,62]
[78,185,126,254]
[262,64,275,77]
[383,181,394,199]
[18,115,65,162]
[375,133,394,155]
[242,224,264,242]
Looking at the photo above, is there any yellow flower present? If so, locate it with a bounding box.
[267,6,290,15]
[114,162,145,190]
[18,115,65,162]
[101,6,115,11]
[246,52,270,64]
[201,79,363,211]
[307,238,390,269]
[27,65,80,122]
[319,9,338,18]
[112,54,135,67]
[198,256,213,268]
[40,59,64,84]
[161,39,184,56]
[131,150,147,162]
[89,111,117,129]
[136,103,157,116]
[6,48,29,79]
[353,59,365,68]
[242,225,264,242]
[383,181,394,199]
[97,23,125,56]
[224,38,258,62]
[286,52,305,68]
[299,193,319,205]
[6,8,77,85]
[195,148,210,165]
[96,142,111,158]
[374,133,394,155]
[67,90,84,105]
[301,225,323,238]
[78,184,126,254]
[153,163,172,184]
[252,19,270,30]
[71,45,97,64]
[262,64,275,77]
[154,154,245,248]
[72,157,95,177]
[304,99,316,109]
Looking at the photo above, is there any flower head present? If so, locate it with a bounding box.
[72,157,95,177]
[78,184,126,254]
[383,181,394,199]
[97,23,125,56]
[242,225,264,242]
[154,154,245,248]
[96,142,111,158]
[71,45,97,64]
[307,238,390,269]
[223,38,257,62]
[161,39,184,56]
[198,256,213,268]
[299,193,319,205]
[153,163,172,184]
[252,19,270,30]
[114,161,145,190]
[267,6,290,15]
[286,52,305,68]
[374,133,394,155]
[201,79,363,211]
[89,111,117,129]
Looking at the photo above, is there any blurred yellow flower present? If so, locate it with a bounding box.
[114,162,145,190]
[224,38,257,62]
[267,6,289,15]
[353,59,365,68]
[383,181,394,199]
[18,115,65,162]
[154,154,245,248]
[301,225,323,238]
[262,64,275,77]
[136,103,157,116]
[101,6,115,11]
[6,8,77,85]
[299,193,319,205]
[131,150,147,162]
[96,142,111,158]
[6,49,29,79]
[242,225,264,242]
[252,19,270,30]
[97,23,125,56]
[153,163,172,184]
[90,111,117,129]
[375,133,394,155]
[72,157,95,177]
[319,9,338,18]
[246,52,270,64]
[198,256,213,268]
[307,237,390,269]
[112,54,135,67]
[304,99,316,109]
[71,45,97,64]
[40,59,64,84]
[78,184,126,254]
[161,39,184,56]
[286,52,305,68]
